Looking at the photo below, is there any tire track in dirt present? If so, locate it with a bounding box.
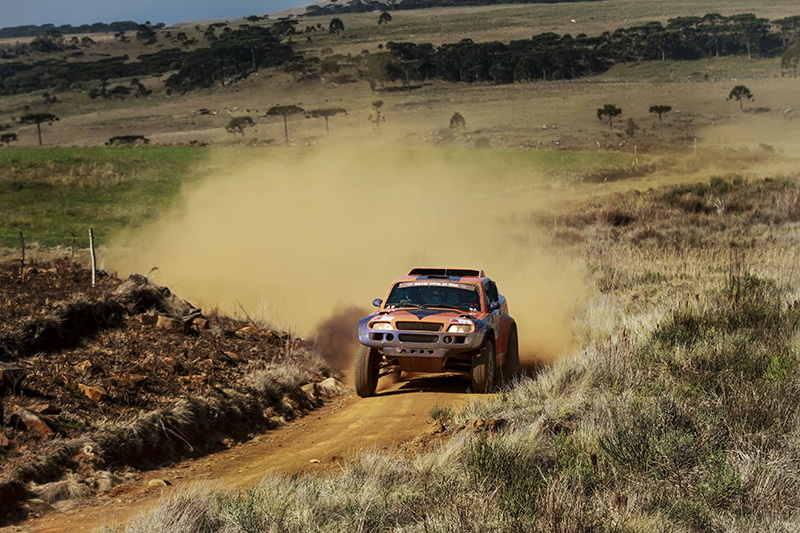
[9,373,479,533]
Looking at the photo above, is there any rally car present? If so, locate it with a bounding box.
[355,268,519,397]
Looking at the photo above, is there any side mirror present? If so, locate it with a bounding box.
[372,298,383,308]
[489,301,501,312]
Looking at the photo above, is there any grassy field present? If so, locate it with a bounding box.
[596,56,785,83]
[0,146,209,249]
[0,1,797,152]
[292,0,800,54]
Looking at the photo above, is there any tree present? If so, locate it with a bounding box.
[728,85,753,111]
[1,133,18,147]
[226,116,255,137]
[597,104,622,141]
[136,24,157,45]
[19,113,58,146]
[782,45,800,78]
[774,16,800,47]
[369,100,385,134]
[266,105,304,143]
[728,14,769,60]
[329,18,345,34]
[649,104,672,137]
[449,112,466,130]
[379,12,393,25]
[308,108,347,134]
[106,135,149,145]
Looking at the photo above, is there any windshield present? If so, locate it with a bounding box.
[385,281,481,312]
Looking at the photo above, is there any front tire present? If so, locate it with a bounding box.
[471,341,496,393]
[355,344,380,397]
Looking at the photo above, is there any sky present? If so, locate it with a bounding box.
[2,0,305,28]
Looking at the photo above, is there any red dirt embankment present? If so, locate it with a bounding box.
[0,258,339,525]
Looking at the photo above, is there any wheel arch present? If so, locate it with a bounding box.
[496,315,516,358]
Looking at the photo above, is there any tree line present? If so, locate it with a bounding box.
[380,13,800,84]
[2,12,797,98]
[0,21,148,39]
[0,26,297,95]
[304,0,599,16]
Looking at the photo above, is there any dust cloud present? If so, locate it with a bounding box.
[106,144,589,367]
[314,305,367,370]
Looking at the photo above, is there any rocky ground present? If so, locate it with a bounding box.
[0,258,340,525]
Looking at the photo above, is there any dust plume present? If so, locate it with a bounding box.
[314,306,367,370]
[106,144,589,367]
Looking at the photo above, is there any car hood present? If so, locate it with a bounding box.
[367,308,486,324]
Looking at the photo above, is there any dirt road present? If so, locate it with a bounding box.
[9,373,479,533]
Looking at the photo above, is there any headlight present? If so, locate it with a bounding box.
[371,322,393,331]
[448,324,471,333]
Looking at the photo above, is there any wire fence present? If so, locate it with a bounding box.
[3,227,100,285]
[0,229,104,250]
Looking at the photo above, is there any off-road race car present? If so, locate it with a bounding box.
[355,268,519,397]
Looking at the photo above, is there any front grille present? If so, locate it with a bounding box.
[396,321,443,332]
[399,333,439,343]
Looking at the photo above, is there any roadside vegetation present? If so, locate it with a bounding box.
[126,175,800,531]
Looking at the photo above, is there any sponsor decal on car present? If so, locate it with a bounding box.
[399,281,476,290]
[449,317,472,324]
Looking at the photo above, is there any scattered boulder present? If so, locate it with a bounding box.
[140,354,159,372]
[0,432,10,449]
[147,478,171,487]
[464,417,507,434]
[115,274,197,318]
[75,360,101,377]
[192,317,209,329]
[156,315,184,333]
[162,357,180,373]
[29,403,61,416]
[427,421,445,435]
[139,313,158,325]
[177,375,206,386]
[300,382,317,399]
[78,383,108,402]
[0,363,27,393]
[110,374,147,389]
[25,497,54,514]
[316,377,343,399]
[236,325,260,336]
[10,407,55,438]
[222,351,241,362]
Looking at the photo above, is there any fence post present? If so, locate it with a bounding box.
[89,228,97,287]
[70,231,77,259]
[634,145,640,166]
[18,230,25,277]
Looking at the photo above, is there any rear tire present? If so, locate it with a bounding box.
[355,344,380,397]
[503,325,520,382]
[471,341,496,393]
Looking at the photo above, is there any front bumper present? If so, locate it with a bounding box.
[357,327,484,359]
